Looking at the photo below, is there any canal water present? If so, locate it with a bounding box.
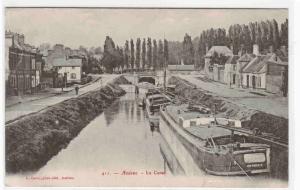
[5,85,288,187]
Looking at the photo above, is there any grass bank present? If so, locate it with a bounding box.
[6,77,128,173]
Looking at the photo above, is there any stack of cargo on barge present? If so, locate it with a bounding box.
[159,104,271,176]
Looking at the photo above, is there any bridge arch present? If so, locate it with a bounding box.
[138,76,156,85]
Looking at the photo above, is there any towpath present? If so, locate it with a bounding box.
[5,74,119,123]
[177,74,288,119]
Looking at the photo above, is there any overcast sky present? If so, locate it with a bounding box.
[5,8,288,49]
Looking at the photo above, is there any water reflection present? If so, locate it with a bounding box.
[35,90,164,173]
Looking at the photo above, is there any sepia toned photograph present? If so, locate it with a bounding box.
[4,7,289,188]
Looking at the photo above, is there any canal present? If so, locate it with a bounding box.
[5,85,288,187]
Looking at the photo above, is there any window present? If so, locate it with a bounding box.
[31,58,35,70]
[71,73,76,79]
[233,65,236,71]
[179,118,184,127]
[190,121,196,127]
[72,66,75,69]
[232,74,236,84]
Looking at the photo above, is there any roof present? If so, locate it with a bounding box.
[205,46,233,57]
[279,56,288,62]
[166,104,212,121]
[242,55,271,74]
[52,58,82,67]
[167,64,195,71]
[186,126,232,139]
[267,60,288,67]
[147,94,165,100]
[225,55,240,65]
[238,53,256,62]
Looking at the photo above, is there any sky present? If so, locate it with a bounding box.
[5,8,288,49]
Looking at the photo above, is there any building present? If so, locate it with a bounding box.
[52,58,82,84]
[167,64,195,75]
[265,57,288,96]
[234,53,256,88]
[224,55,240,86]
[204,46,233,82]
[240,45,287,91]
[44,44,67,71]
[5,31,42,96]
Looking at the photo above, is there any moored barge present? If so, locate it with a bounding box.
[145,93,171,127]
[159,104,271,176]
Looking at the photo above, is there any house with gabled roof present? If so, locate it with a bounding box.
[240,51,286,90]
[52,57,82,84]
[204,46,233,82]
[224,55,240,86]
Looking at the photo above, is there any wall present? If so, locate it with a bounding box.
[242,73,266,89]
[266,75,283,94]
[224,64,231,84]
[213,65,225,83]
[57,66,81,83]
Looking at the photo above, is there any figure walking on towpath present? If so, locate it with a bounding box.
[135,85,139,95]
[75,86,79,95]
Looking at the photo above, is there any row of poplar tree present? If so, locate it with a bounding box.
[102,36,169,73]
[101,18,288,73]
[195,19,288,68]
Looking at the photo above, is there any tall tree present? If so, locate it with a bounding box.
[119,48,124,72]
[158,40,164,69]
[141,38,146,70]
[152,39,158,70]
[272,19,280,50]
[163,39,169,67]
[182,33,194,65]
[280,19,288,48]
[130,39,135,71]
[241,25,252,53]
[124,40,129,71]
[101,36,120,73]
[147,38,152,69]
[135,38,141,71]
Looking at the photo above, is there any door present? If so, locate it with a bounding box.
[232,74,236,85]
[252,75,256,89]
[246,75,249,88]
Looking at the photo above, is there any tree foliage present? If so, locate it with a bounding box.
[147,38,152,69]
[158,40,164,69]
[130,39,135,70]
[182,33,194,65]
[135,38,141,71]
[142,38,146,70]
[124,40,129,69]
[153,39,158,70]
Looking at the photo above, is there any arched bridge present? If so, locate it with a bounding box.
[123,71,166,86]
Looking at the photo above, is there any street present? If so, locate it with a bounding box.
[176,74,288,119]
[5,74,118,123]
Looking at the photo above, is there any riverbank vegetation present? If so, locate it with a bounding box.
[6,77,130,173]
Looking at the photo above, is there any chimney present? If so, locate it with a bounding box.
[253,44,259,56]
[19,34,25,45]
